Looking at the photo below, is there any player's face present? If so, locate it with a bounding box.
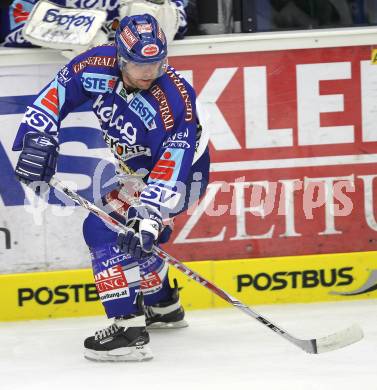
[120,59,167,90]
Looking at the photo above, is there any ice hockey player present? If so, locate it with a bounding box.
[12,13,209,361]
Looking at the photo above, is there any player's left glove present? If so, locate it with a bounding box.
[15,132,59,185]
[117,204,163,259]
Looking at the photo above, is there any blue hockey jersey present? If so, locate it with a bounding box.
[12,44,208,217]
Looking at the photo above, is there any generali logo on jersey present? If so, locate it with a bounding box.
[150,84,174,130]
[73,56,117,73]
[166,69,193,122]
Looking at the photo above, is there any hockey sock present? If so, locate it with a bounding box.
[140,251,175,306]
[90,242,142,318]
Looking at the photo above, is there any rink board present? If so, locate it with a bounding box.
[1,250,377,321]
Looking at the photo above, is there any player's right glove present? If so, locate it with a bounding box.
[15,132,59,185]
[117,204,163,260]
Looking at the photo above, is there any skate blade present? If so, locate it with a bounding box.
[147,319,189,330]
[84,345,153,362]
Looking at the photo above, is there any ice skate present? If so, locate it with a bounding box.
[145,279,188,330]
[84,314,153,362]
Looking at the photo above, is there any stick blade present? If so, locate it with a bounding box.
[315,324,364,354]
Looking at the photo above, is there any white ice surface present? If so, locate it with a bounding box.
[1,300,376,390]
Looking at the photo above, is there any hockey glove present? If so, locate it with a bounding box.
[15,132,59,185]
[117,204,163,260]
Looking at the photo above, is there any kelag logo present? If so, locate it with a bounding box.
[18,284,99,306]
[237,267,354,292]
[43,8,95,33]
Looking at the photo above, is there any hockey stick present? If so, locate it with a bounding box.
[49,176,364,354]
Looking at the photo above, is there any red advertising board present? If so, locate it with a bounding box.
[165,45,377,261]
